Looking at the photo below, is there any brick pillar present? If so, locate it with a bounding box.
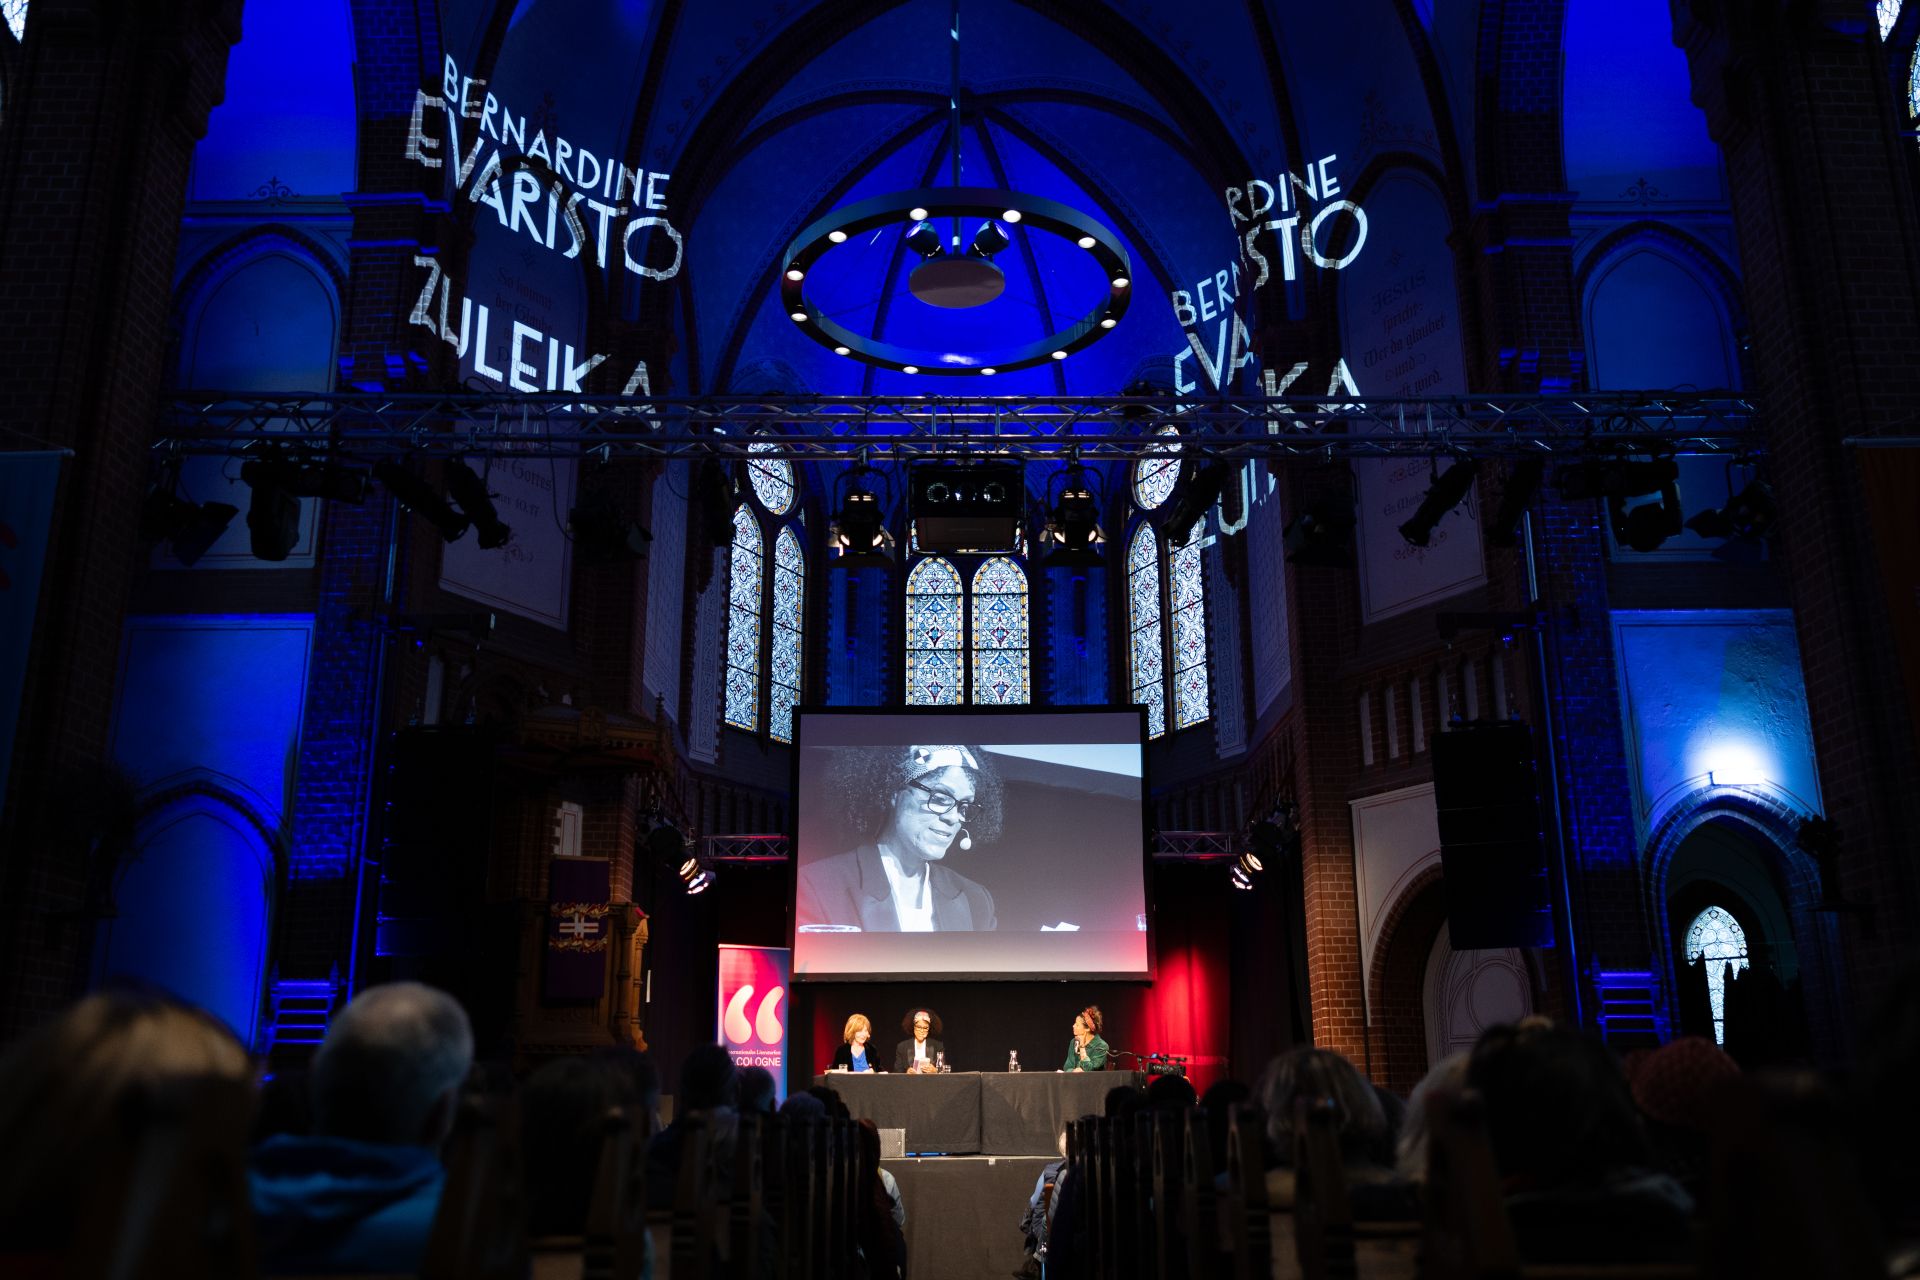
[1463,1,1655,1025]
[1672,0,1920,1035]
[0,2,243,1034]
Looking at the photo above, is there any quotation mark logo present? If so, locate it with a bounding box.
[723,984,786,1045]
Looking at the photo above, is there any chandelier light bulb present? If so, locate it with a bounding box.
[902,365,920,374]
[1051,350,1068,360]
[980,367,996,376]
[833,345,851,356]
[786,267,805,281]
[1002,209,1022,223]
[828,229,848,243]
[790,310,809,322]
[1100,317,1117,328]
[1112,276,1129,289]
[909,206,929,221]
[1077,235,1096,249]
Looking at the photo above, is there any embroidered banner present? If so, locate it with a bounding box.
[546,856,611,1000]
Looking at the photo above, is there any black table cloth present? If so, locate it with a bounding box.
[979,1070,1146,1155]
[814,1070,1147,1155]
[814,1071,982,1154]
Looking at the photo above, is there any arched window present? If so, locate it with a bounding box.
[1685,905,1750,1046]
[3,0,27,42]
[1880,0,1903,41]
[1127,524,1166,737]
[906,556,963,705]
[1908,41,1920,118]
[747,440,794,515]
[970,556,1029,704]
[769,525,805,742]
[1133,427,1180,510]
[1168,524,1210,730]
[723,504,764,731]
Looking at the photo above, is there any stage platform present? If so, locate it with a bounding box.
[882,1154,1054,1280]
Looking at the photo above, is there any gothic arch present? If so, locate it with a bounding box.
[1641,785,1845,1059]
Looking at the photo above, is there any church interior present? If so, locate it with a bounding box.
[2,0,1920,1275]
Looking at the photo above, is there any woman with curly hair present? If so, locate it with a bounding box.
[797,744,1002,932]
[1063,1005,1108,1072]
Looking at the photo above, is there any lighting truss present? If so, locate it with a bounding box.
[154,392,1760,461]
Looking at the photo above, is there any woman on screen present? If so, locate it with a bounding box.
[828,1013,878,1072]
[1063,1006,1109,1073]
[797,744,1001,932]
[894,1009,947,1074]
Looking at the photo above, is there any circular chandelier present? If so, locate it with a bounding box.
[781,186,1132,376]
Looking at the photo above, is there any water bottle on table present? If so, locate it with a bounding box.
[1008,1049,1021,1072]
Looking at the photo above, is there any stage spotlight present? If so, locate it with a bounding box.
[678,854,716,895]
[1553,456,1677,501]
[140,485,237,567]
[1283,501,1354,567]
[1398,459,1480,548]
[1230,864,1255,891]
[1610,473,1684,553]
[1162,460,1233,545]
[830,460,895,568]
[905,220,944,259]
[1039,460,1106,568]
[569,494,651,566]
[240,455,303,562]
[1685,480,1775,544]
[1486,458,1546,548]
[969,219,1011,258]
[645,821,687,867]
[374,460,470,542]
[288,461,371,503]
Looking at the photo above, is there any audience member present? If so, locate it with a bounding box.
[738,1065,777,1115]
[521,1050,659,1237]
[1257,1046,1410,1216]
[646,1044,738,1208]
[854,1119,906,1279]
[777,1091,826,1121]
[1629,1035,1739,1197]
[0,988,253,1263]
[1104,1081,1142,1119]
[1017,1128,1069,1278]
[1395,1048,1468,1182]
[1144,1071,1198,1112]
[1466,1021,1693,1264]
[250,981,474,1274]
[807,1083,850,1120]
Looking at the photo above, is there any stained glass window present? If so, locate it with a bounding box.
[1127,524,1166,737]
[1880,0,1903,40]
[906,557,963,705]
[1685,905,1750,1046]
[970,557,1029,705]
[1169,523,1210,729]
[2,0,26,42]
[747,439,794,515]
[1133,427,1180,510]
[723,505,763,731]
[769,525,804,742]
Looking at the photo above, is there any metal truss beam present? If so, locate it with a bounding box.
[155,391,1760,461]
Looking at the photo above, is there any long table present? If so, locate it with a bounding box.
[814,1070,1146,1155]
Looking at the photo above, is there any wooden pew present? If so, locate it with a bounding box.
[722,1112,765,1279]
[1221,1104,1280,1280]
[422,1094,527,1280]
[1290,1096,1418,1280]
[648,1112,713,1280]
[1178,1106,1222,1280]
[528,1105,650,1280]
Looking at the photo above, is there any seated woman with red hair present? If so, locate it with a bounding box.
[1063,1005,1109,1072]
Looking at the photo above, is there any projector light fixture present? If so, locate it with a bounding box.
[1685,478,1775,545]
[1038,454,1107,568]
[829,452,896,568]
[678,854,716,896]
[239,454,304,562]
[444,459,513,550]
[1486,458,1546,548]
[1398,458,1481,548]
[141,470,237,567]
[374,460,470,542]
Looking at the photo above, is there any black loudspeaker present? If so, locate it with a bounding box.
[908,462,1023,552]
[1432,722,1556,949]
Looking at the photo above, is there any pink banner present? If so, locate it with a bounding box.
[718,944,790,1102]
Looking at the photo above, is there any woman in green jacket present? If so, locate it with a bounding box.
[1063,1005,1109,1072]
